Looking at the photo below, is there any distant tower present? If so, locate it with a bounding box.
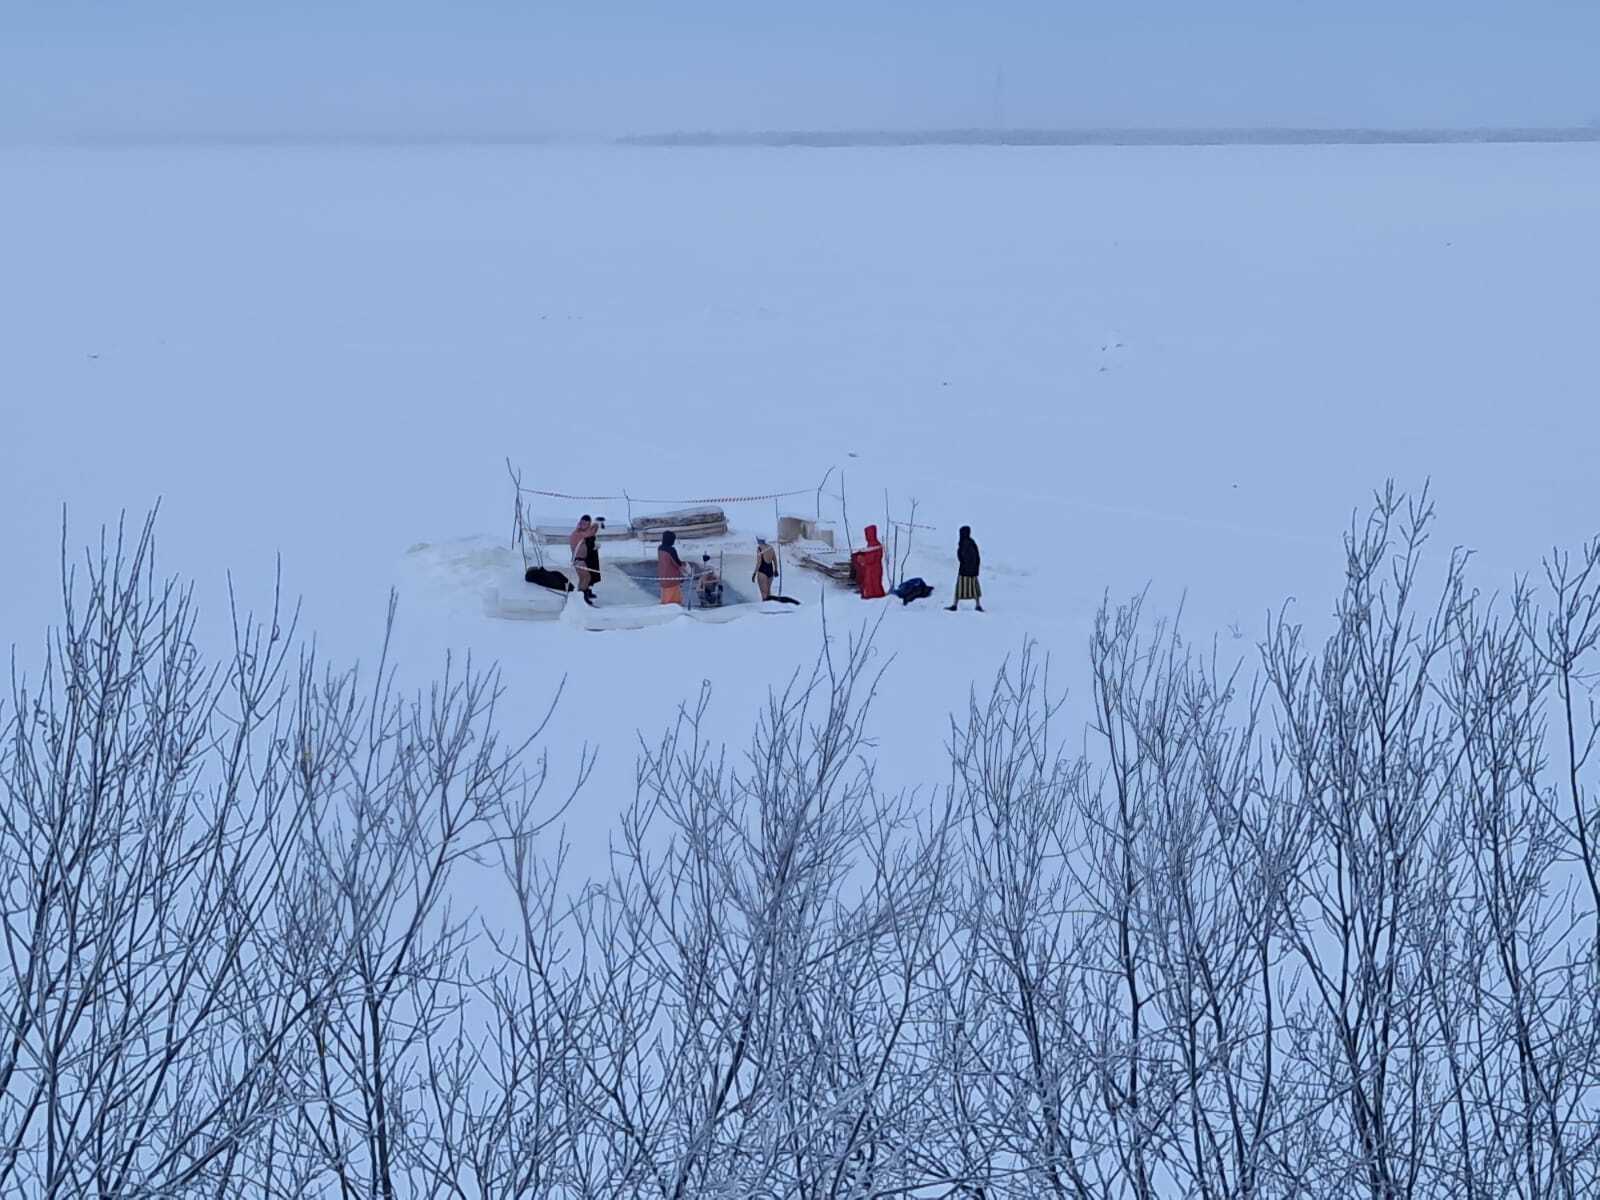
[990,67,1006,130]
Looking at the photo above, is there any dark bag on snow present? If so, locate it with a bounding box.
[893,577,934,605]
[525,566,574,592]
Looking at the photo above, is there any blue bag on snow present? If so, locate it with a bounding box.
[893,577,934,605]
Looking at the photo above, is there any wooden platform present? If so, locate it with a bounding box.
[531,505,730,544]
[531,523,634,543]
[628,506,729,540]
[793,541,855,583]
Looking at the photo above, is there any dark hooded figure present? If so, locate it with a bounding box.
[947,525,984,612]
[657,530,686,606]
[584,529,601,589]
[569,515,599,604]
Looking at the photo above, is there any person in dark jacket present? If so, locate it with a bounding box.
[946,525,984,612]
[583,524,602,598]
[569,515,601,605]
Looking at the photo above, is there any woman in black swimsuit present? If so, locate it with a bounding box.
[753,539,777,601]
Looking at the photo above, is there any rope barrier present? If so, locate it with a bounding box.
[516,485,817,506]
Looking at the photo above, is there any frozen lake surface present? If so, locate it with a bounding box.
[3,141,1596,867]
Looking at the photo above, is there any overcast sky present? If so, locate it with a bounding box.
[4,0,1598,140]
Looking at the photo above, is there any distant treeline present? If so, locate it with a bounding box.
[46,126,1600,150]
[621,125,1600,147]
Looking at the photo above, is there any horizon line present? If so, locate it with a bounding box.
[12,124,1600,150]
[621,124,1600,147]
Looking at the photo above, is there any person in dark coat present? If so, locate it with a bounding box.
[569,515,600,605]
[946,525,984,612]
[583,525,602,596]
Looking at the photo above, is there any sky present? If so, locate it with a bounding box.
[2,0,1598,140]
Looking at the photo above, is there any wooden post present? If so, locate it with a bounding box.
[884,489,894,589]
[840,470,854,552]
[815,466,835,526]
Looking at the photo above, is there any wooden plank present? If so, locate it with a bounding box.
[531,525,633,542]
[635,521,729,541]
[630,507,727,531]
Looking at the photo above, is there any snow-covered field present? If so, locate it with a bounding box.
[3,142,1596,868]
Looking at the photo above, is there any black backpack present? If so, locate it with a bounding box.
[525,566,574,592]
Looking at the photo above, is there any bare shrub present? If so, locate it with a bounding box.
[8,489,1600,1200]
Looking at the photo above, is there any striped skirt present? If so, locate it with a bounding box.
[955,575,982,601]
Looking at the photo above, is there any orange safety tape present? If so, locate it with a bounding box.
[518,486,818,505]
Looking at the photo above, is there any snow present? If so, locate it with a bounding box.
[3,142,1597,874]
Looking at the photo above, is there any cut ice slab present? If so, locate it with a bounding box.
[558,591,800,632]
[484,583,568,621]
